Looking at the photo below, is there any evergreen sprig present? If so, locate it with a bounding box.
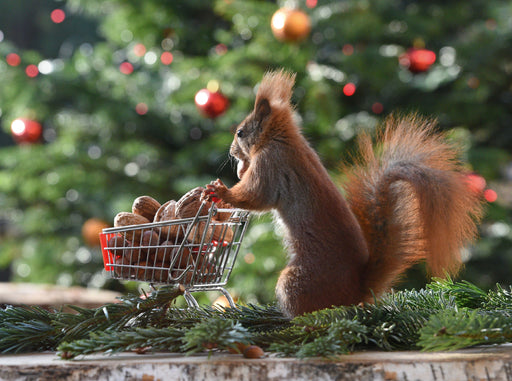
[0,284,184,354]
[297,319,368,358]
[427,277,488,308]
[484,284,512,312]
[268,319,368,358]
[418,308,512,351]
[162,302,290,333]
[2,280,512,359]
[260,288,446,357]
[181,318,250,354]
[57,326,186,359]
[0,306,65,353]
[61,285,184,341]
[214,303,291,333]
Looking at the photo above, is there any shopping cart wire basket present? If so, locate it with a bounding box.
[100,200,250,308]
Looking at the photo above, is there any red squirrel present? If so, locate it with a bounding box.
[204,69,484,317]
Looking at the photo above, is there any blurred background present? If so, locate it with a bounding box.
[0,0,511,305]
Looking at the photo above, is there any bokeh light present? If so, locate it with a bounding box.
[135,102,148,115]
[399,48,436,73]
[342,44,354,56]
[144,51,157,65]
[51,9,66,24]
[206,80,220,93]
[343,83,356,96]
[215,44,228,55]
[372,102,384,114]
[484,189,498,203]
[244,252,255,264]
[25,64,39,78]
[160,51,173,65]
[133,43,146,57]
[119,62,134,74]
[6,53,21,66]
[466,173,486,194]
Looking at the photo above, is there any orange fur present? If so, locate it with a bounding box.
[206,70,484,317]
[344,115,484,297]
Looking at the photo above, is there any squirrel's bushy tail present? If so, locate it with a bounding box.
[344,114,485,299]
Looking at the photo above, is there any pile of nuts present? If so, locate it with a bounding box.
[106,187,234,283]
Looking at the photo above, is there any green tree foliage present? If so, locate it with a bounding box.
[0,0,511,303]
[1,280,511,358]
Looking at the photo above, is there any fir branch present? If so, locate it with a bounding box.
[0,285,184,354]
[181,318,250,354]
[418,308,512,351]
[257,305,362,354]
[0,319,60,354]
[0,306,66,354]
[58,326,185,359]
[214,303,291,332]
[60,284,184,342]
[260,325,307,354]
[58,313,258,359]
[264,287,456,357]
[165,303,290,333]
[367,289,455,350]
[380,287,455,312]
[292,300,429,351]
[164,305,218,328]
[0,305,56,325]
[295,320,367,358]
[4,280,512,359]
[484,284,512,312]
[266,318,368,358]
[427,277,487,309]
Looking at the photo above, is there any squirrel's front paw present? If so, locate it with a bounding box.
[202,179,228,202]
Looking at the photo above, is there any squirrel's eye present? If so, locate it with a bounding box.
[237,129,244,138]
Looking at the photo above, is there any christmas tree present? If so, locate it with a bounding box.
[0,0,511,307]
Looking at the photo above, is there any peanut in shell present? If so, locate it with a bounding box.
[187,221,214,244]
[132,195,161,221]
[141,230,160,255]
[153,200,181,240]
[243,345,265,359]
[154,242,193,269]
[175,187,210,218]
[113,212,150,242]
[109,237,144,264]
[136,261,170,282]
[153,200,176,222]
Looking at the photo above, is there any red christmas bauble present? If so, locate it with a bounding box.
[271,8,311,42]
[11,118,43,144]
[399,48,436,73]
[195,89,229,118]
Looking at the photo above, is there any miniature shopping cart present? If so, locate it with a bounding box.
[99,201,250,308]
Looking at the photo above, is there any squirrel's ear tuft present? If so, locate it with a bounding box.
[255,69,296,108]
[255,98,271,123]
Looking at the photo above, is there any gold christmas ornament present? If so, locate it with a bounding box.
[271,8,311,42]
[82,218,110,247]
